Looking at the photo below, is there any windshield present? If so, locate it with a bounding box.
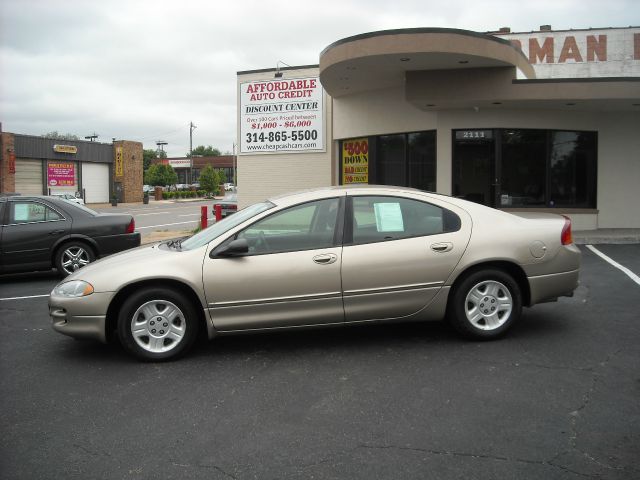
[180,201,274,250]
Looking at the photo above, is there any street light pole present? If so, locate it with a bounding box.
[189,121,197,184]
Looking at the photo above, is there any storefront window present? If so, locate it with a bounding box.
[550,131,597,208]
[453,128,597,209]
[377,135,405,186]
[500,130,546,207]
[408,131,436,191]
[340,131,436,191]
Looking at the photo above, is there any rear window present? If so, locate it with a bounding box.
[57,200,99,216]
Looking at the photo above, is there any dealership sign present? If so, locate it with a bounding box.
[48,162,75,187]
[342,138,369,184]
[53,144,78,154]
[497,27,640,78]
[240,77,324,154]
[115,147,124,177]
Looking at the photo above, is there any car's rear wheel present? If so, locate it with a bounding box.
[55,241,95,277]
[117,287,198,361]
[448,269,522,339]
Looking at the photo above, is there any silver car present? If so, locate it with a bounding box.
[49,186,580,361]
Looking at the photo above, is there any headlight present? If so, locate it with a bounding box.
[52,280,94,297]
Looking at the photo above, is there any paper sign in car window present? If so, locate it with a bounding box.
[13,204,30,222]
[374,202,404,232]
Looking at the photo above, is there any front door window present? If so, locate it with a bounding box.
[235,197,340,255]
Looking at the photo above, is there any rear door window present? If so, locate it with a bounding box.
[350,196,460,244]
[11,201,64,224]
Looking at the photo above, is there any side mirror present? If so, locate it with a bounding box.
[211,238,249,258]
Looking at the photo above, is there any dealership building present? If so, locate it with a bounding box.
[0,131,143,203]
[237,26,640,229]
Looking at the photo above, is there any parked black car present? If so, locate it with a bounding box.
[0,195,140,276]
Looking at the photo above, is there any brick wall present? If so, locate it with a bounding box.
[113,140,143,203]
[0,133,16,193]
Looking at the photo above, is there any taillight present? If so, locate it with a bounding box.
[126,218,135,234]
[561,215,573,245]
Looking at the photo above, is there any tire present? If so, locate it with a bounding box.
[117,287,199,361]
[55,241,95,277]
[448,269,522,339]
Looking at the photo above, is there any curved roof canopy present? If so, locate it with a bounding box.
[319,28,536,97]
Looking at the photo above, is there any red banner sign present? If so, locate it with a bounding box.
[48,162,75,187]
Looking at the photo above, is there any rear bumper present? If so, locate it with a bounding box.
[94,232,141,257]
[528,269,580,305]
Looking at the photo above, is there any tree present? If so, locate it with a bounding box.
[199,165,219,195]
[42,131,80,140]
[188,145,221,157]
[217,168,227,185]
[142,149,157,171]
[144,164,177,187]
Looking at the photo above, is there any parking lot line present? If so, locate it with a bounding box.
[586,245,640,286]
[136,220,197,230]
[0,294,50,301]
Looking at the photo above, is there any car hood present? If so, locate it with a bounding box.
[62,241,208,294]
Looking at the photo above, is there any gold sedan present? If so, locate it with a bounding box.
[49,186,580,361]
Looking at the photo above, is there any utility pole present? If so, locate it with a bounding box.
[85,133,98,142]
[189,121,197,184]
[156,140,167,155]
[232,142,237,185]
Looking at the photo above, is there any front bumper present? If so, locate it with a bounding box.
[49,292,114,343]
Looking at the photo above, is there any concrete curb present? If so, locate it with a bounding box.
[141,230,192,245]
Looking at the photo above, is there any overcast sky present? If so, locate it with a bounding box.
[0,0,637,157]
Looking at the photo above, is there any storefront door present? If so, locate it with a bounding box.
[452,130,498,206]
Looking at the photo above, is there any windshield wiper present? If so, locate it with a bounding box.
[166,238,184,250]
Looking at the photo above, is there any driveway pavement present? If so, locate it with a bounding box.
[0,245,638,479]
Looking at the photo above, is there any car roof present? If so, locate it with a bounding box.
[1,194,61,201]
[266,185,441,206]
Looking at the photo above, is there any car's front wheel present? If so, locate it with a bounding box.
[448,269,522,339]
[117,287,199,361]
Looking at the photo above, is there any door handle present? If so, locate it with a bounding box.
[48,230,65,235]
[313,253,337,265]
[431,242,453,253]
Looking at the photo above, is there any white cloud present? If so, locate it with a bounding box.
[0,0,636,156]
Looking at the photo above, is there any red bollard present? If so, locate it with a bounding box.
[200,205,208,229]
[214,204,222,222]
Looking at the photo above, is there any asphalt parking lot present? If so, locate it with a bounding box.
[0,245,638,479]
